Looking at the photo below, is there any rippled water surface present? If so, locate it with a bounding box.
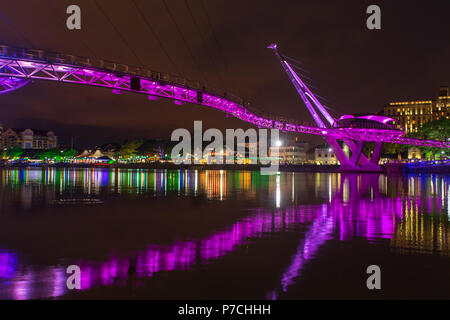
[0,168,449,299]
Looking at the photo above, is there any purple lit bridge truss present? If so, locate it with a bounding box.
[0,45,448,170]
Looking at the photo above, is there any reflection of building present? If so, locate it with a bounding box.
[383,86,450,134]
[390,195,450,257]
[0,128,57,150]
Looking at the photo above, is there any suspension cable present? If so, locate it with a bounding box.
[93,0,144,68]
[284,60,311,75]
[184,0,223,86]
[161,0,207,83]
[200,0,229,72]
[0,11,35,48]
[286,57,343,117]
[283,55,309,68]
[131,0,183,77]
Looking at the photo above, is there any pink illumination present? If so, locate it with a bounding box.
[0,194,417,298]
[0,76,29,95]
[338,114,355,121]
[0,171,447,299]
[0,45,449,149]
[358,115,396,124]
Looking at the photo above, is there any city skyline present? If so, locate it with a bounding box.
[0,1,449,146]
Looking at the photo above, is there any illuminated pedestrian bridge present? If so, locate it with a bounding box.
[0,44,449,171]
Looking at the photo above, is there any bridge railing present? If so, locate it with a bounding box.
[0,45,313,128]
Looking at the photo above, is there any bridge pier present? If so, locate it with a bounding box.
[370,142,383,165]
[327,138,382,172]
[349,141,364,165]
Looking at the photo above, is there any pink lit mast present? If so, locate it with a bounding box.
[268,43,383,171]
[267,43,335,127]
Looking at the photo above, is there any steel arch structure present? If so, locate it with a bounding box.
[0,45,449,163]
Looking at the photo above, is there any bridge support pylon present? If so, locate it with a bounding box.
[327,138,382,172]
[268,44,385,172]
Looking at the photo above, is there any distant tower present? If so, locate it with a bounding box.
[439,86,449,97]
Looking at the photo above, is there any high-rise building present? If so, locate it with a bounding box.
[383,86,450,134]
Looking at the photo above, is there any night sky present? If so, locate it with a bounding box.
[0,0,449,147]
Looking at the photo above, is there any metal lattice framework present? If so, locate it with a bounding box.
[0,76,29,95]
[0,45,449,153]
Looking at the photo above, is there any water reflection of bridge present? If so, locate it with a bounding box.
[0,168,449,299]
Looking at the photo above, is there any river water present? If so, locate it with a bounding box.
[0,168,448,299]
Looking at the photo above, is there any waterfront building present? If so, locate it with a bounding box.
[236,141,258,164]
[383,86,450,134]
[408,147,422,160]
[309,143,350,165]
[73,149,112,164]
[202,148,242,164]
[268,134,310,165]
[0,128,57,150]
[314,146,338,165]
[270,141,309,164]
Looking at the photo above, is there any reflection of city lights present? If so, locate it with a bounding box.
[1,169,450,299]
[292,173,295,203]
[276,174,281,208]
[448,185,450,218]
[328,175,332,203]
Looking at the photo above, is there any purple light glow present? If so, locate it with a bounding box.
[0,46,448,148]
[338,114,355,121]
[358,115,397,124]
[0,190,424,299]
[0,252,17,278]
[0,76,29,95]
